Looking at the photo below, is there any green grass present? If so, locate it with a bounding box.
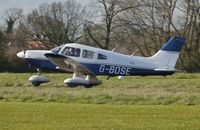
[1,73,200,129]
[0,102,200,130]
[1,73,200,105]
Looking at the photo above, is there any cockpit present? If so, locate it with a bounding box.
[51,44,108,60]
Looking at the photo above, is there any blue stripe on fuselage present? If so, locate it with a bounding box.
[26,58,174,76]
[26,58,57,71]
[82,63,174,76]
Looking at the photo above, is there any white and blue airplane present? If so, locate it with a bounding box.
[17,36,185,87]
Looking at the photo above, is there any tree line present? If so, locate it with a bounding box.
[0,0,199,72]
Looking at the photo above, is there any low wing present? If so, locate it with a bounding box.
[154,69,183,72]
[45,53,95,75]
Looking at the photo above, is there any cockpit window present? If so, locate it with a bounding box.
[82,50,94,59]
[98,53,107,60]
[61,47,80,57]
[51,45,64,54]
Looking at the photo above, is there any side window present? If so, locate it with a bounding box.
[82,50,94,59]
[98,53,107,60]
[61,47,80,57]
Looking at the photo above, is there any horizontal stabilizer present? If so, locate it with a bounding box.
[154,69,175,72]
[154,69,182,72]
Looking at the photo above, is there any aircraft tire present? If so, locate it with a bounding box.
[84,85,93,88]
[67,85,78,88]
[32,82,40,86]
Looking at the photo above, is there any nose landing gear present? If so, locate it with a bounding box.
[29,69,50,86]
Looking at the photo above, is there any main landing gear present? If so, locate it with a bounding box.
[29,70,101,87]
[29,69,50,86]
[64,72,102,88]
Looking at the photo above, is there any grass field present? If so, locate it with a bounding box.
[0,73,200,105]
[0,102,200,130]
[0,73,200,129]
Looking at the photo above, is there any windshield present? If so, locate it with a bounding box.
[51,45,64,54]
[61,47,80,57]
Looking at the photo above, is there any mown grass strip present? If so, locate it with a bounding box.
[0,102,200,130]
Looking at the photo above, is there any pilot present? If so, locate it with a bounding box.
[68,48,75,56]
[74,49,80,57]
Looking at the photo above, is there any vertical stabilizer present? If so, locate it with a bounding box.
[148,36,186,70]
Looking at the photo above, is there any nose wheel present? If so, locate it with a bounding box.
[29,68,50,86]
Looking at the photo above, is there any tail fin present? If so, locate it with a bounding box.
[148,36,186,70]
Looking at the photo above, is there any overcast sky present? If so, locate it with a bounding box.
[0,0,91,18]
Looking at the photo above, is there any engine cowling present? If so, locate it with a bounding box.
[29,75,50,86]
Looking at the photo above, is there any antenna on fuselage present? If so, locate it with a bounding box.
[111,44,120,52]
[131,49,139,56]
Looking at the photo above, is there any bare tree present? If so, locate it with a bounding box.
[178,0,200,71]
[26,0,89,47]
[120,0,180,56]
[84,0,142,50]
[5,8,23,34]
[0,30,6,52]
[120,0,200,71]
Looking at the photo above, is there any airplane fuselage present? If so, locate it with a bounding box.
[22,44,174,76]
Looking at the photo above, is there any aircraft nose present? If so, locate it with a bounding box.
[16,51,26,59]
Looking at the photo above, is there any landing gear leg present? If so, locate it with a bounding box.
[37,68,41,76]
[64,72,83,87]
[85,75,102,87]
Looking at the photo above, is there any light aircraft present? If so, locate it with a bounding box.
[17,36,186,87]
